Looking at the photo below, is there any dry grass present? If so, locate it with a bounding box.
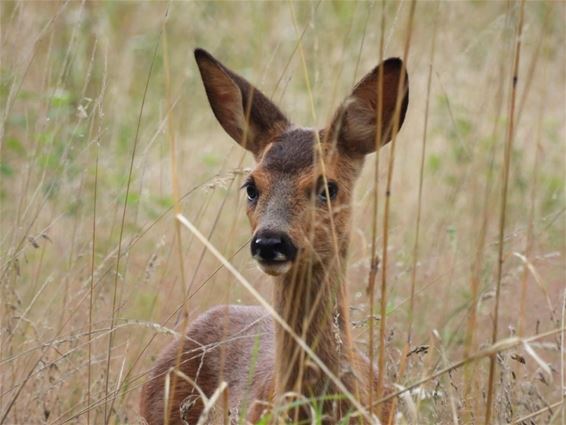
[0,1,564,424]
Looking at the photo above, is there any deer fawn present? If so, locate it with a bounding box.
[140,48,409,424]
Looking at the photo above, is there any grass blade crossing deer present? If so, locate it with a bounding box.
[140,48,409,424]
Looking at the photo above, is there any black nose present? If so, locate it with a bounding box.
[251,230,297,263]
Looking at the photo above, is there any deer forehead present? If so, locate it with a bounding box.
[255,127,344,178]
[260,128,316,173]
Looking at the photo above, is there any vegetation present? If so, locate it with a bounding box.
[0,1,563,423]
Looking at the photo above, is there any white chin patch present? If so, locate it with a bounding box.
[257,261,292,276]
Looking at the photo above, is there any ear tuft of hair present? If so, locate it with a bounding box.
[194,47,212,61]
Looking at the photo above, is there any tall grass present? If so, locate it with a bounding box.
[0,1,564,423]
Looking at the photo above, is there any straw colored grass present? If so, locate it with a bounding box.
[0,1,564,424]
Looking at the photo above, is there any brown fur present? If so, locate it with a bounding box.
[140,48,409,424]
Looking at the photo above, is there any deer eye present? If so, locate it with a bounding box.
[244,182,259,202]
[318,181,338,203]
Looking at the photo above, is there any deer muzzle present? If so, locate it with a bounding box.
[251,229,297,276]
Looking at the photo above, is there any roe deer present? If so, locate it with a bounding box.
[140,48,409,424]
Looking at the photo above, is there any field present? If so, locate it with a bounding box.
[0,1,564,424]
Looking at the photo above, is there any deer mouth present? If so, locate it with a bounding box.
[255,258,293,276]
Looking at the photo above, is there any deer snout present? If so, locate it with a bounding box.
[251,230,297,275]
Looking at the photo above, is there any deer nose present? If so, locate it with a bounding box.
[251,231,297,263]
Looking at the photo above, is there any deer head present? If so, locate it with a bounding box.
[195,48,409,276]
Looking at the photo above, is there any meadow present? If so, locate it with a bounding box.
[0,1,564,424]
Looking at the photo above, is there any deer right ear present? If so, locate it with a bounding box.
[328,58,409,156]
[194,49,289,157]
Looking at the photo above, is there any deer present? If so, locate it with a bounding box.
[140,48,409,425]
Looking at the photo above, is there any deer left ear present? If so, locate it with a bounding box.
[194,48,290,157]
[328,58,409,156]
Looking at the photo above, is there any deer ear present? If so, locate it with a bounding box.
[328,58,409,155]
[194,48,289,156]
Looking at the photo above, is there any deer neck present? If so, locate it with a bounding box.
[272,250,356,400]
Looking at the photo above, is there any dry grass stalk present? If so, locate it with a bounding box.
[102,20,163,424]
[386,4,439,423]
[375,326,564,407]
[367,1,386,419]
[484,2,525,423]
[376,1,416,417]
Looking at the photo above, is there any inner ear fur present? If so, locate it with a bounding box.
[194,49,290,157]
[328,58,409,156]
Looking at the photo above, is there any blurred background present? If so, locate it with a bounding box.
[0,1,564,423]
